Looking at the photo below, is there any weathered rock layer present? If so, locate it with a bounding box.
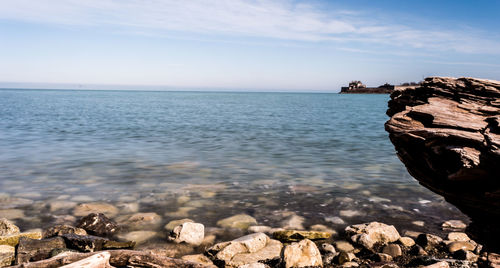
[385,77,500,245]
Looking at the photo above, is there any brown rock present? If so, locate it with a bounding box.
[0,245,15,267]
[43,225,87,238]
[76,213,118,237]
[416,234,443,251]
[382,244,402,258]
[385,77,500,247]
[16,237,66,264]
[447,241,475,253]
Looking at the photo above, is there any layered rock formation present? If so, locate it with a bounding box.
[385,77,500,245]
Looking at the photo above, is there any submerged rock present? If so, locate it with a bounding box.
[118,231,157,245]
[73,203,119,218]
[216,214,257,230]
[282,239,322,268]
[0,218,19,236]
[165,218,194,232]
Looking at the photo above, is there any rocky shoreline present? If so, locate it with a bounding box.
[1,213,499,267]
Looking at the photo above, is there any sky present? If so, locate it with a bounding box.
[1,0,500,92]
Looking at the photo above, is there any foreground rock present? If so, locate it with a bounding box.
[0,219,19,236]
[345,222,400,250]
[168,222,205,246]
[282,239,322,268]
[207,233,282,267]
[385,76,500,248]
[76,213,118,237]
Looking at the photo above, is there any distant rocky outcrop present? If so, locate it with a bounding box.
[385,77,500,247]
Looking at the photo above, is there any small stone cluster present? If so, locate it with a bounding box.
[1,215,500,267]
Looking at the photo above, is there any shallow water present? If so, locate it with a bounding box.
[0,89,467,240]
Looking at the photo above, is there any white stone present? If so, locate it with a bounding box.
[170,222,205,246]
[345,222,400,249]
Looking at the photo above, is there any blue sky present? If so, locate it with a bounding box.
[1,0,499,92]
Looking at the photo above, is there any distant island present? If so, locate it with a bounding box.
[340,80,419,94]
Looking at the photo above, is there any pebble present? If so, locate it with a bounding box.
[399,236,415,247]
[442,220,466,230]
[447,241,475,253]
[338,251,356,264]
[165,207,195,218]
[382,244,402,257]
[447,232,470,242]
[122,212,162,229]
[345,222,400,250]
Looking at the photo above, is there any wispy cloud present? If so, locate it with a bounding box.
[1,0,499,54]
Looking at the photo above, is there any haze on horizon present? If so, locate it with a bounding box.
[1,0,500,92]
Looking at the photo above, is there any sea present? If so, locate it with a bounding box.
[0,89,467,240]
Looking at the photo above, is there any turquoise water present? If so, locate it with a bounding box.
[0,89,467,236]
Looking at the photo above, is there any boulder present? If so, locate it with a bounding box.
[43,225,87,238]
[385,77,500,246]
[76,213,118,237]
[345,222,400,250]
[0,219,19,236]
[282,239,322,268]
[168,222,205,246]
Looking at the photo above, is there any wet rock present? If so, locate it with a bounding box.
[282,239,322,268]
[73,202,119,218]
[120,212,162,230]
[76,213,118,237]
[117,231,157,245]
[181,254,217,267]
[342,261,359,267]
[0,218,19,236]
[398,237,415,247]
[335,241,355,252]
[453,249,478,262]
[416,233,443,251]
[273,230,331,242]
[409,245,427,256]
[62,234,108,252]
[345,222,400,250]
[59,251,111,268]
[165,218,194,232]
[447,232,470,242]
[442,220,467,231]
[338,251,356,264]
[43,224,87,238]
[48,201,77,212]
[0,245,15,267]
[217,214,257,230]
[168,222,205,246]
[447,241,475,253]
[0,209,24,220]
[281,214,305,230]
[248,225,272,234]
[0,231,42,247]
[16,236,66,264]
[382,244,402,258]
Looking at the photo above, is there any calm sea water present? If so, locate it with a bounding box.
[0,89,467,238]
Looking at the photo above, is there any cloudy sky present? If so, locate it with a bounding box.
[1,0,499,91]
